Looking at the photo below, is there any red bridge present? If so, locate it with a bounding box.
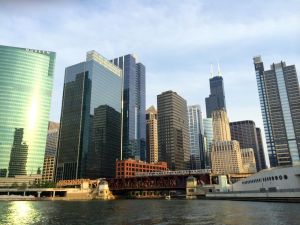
[107,170,211,191]
[56,170,212,192]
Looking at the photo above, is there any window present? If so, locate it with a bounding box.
[284,175,288,180]
[279,175,282,180]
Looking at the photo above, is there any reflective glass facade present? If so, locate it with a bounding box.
[111,55,146,161]
[203,118,213,168]
[0,45,55,178]
[254,56,300,167]
[188,105,205,169]
[56,51,122,180]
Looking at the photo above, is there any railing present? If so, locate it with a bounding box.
[134,169,211,177]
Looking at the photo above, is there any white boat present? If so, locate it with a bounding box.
[207,165,300,202]
[165,195,171,200]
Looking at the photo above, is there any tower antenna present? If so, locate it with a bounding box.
[210,64,214,78]
[217,61,222,76]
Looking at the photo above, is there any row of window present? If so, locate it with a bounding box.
[242,174,288,184]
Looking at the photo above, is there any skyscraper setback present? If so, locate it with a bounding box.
[111,55,146,161]
[0,45,55,178]
[205,66,226,118]
[157,91,190,170]
[56,51,122,180]
[254,56,300,167]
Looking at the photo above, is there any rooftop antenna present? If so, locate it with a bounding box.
[217,61,222,77]
[210,63,214,78]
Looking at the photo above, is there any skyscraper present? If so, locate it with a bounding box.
[56,51,122,180]
[212,110,231,141]
[230,120,266,171]
[146,106,158,163]
[205,65,226,118]
[42,121,59,182]
[203,118,213,168]
[157,91,190,170]
[254,56,300,167]
[211,110,249,174]
[0,45,55,178]
[111,55,146,161]
[188,105,205,169]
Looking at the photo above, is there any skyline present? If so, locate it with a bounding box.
[1,0,300,132]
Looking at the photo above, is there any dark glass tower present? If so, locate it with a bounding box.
[230,120,267,171]
[111,55,146,161]
[254,56,300,167]
[0,45,55,178]
[56,51,122,180]
[157,91,190,170]
[205,72,226,118]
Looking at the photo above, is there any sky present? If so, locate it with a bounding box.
[1,0,300,155]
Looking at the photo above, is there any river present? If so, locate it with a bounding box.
[0,200,299,225]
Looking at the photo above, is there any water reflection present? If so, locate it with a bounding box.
[6,201,39,225]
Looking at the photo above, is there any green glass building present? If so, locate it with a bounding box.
[0,45,55,177]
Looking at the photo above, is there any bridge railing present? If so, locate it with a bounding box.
[134,169,211,177]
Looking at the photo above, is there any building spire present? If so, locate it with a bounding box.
[217,62,222,77]
[210,64,214,78]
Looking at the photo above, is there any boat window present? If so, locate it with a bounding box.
[275,176,278,180]
[279,175,282,180]
[272,176,274,181]
[284,175,288,180]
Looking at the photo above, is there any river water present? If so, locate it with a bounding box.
[0,200,299,225]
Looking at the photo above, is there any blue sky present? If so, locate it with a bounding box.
[1,0,300,133]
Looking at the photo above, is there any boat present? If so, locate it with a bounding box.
[165,195,171,200]
[206,165,300,202]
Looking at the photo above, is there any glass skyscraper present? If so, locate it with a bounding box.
[111,55,146,161]
[203,118,213,168]
[254,56,300,167]
[0,45,55,178]
[188,105,205,169]
[205,73,226,118]
[56,51,122,180]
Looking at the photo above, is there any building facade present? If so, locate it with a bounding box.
[203,118,213,169]
[56,51,122,180]
[115,159,168,178]
[254,56,300,167]
[212,110,231,141]
[230,120,266,171]
[42,121,59,182]
[111,55,146,161]
[205,70,226,118]
[0,45,55,178]
[211,110,250,174]
[211,140,245,174]
[241,148,257,174]
[157,91,190,170]
[188,105,205,169]
[146,106,158,163]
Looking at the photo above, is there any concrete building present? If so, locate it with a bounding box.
[254,56,300,167]
[56,51,122,180]
[115,159,168,178]
[111,54,146,161]
[212,110,231,141]
[205,65,226,118]
[211,140,245,174]
[188,105,205,169]
[230,120,266,171]
[0,45,55,179]
[157,91,190,170]
[146,106,158,163]
[211,110,249,175]
[241,148,257,173]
